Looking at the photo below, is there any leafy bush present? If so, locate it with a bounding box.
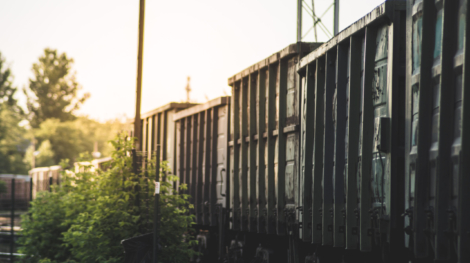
[18,188,71,262]
[19,133,197,263]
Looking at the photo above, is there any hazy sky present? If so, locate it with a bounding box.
[0,0,384,121]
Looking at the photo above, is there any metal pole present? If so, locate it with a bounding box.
[29,176,32,203]
[132,149,140,208]
[297,0,302,42]
[10,177,15,263]
[153,146,161,263]
[311,0,318,42]
[134,0,146,150]
[333,0,339,35]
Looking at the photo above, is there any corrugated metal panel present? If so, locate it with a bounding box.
[174,97,230,226]
[248,73,257,232]
[137,102,197,175]
[300,63,314,242]
[230,85,240,230]
[298,0,406,254]
[228,42,322,235]
[406,0,470,262]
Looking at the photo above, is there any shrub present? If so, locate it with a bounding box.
[19,133,197,263]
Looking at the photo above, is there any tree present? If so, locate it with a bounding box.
[0,104,29,174]
[24,139,55,169]
[34,118,87,166]
[23,117,129,168]
[0,52,28,174]
[25,48,89,128]
[0,52,21,108]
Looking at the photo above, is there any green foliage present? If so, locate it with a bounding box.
[25,48,90,128]
[24,117,129,168]
[0,51,21,108]
[0,52,28,174]
[72,117,130,159]
[31,118,86,167]
[21,48,128,169]
[18,189,72,262]
[19,133,197,263]
[24,139,55,169]
[0,104,29,174]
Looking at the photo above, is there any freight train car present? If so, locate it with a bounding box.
[225,42,321,261]
[133,0,470,262]
[405,0,470,262]
[135,102,197,174]
[163,42,321,262]
[174,96,230,224]
[227,41,321,238]
[155,2,408,261]
[29,166,61,199]
[173,97,230,261]
[29,157,114,200]
[0,175,31,210]
[297,1,407,261]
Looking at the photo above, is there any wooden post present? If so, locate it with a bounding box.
[153,146,161,263]
[10,177,15,263]
[134,0,145,150]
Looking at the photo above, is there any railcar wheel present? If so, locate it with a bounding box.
[227,238,245,263]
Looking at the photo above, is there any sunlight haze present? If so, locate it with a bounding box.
[0,0,384,121]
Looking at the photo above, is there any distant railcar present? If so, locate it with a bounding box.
[29,157,115,199]
[0,175,31,210]
[135,102,198,174]
[29,166,61,199]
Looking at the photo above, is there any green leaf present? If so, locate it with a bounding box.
[20,133,199,262]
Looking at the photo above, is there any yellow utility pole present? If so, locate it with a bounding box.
[134,0,145,150]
